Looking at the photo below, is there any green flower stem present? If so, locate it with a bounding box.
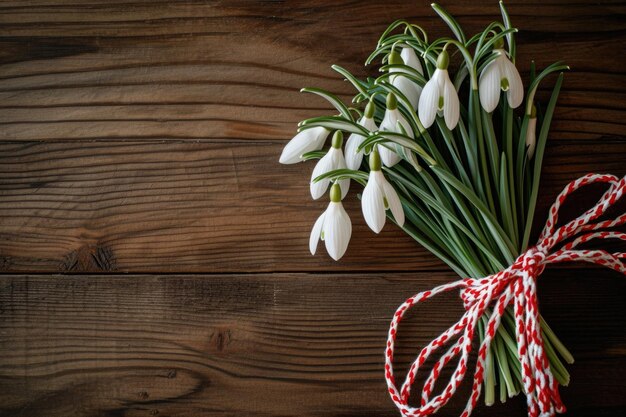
[479,317,496,406]
[503,104,520,248]
[540,315,575,364]
[495,331,516,397]
[435,119,476,193]
[387,168,506,271]
[498,156,517,249]
[419,169,490,276]
[516,115,530,219]
[541,329,570,386]
[432,167,517,264]
[522,73,564,250]
[457,118,483,198]
[480,110,501,189]
[470,90,497,215]
[499,368,507,403]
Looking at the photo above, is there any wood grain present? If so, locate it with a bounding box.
[0,139,623,273]
[0,270,624,417]
[0,1,625,416]
[0,1,625,142]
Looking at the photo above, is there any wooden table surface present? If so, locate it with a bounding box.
[0,1,625,416]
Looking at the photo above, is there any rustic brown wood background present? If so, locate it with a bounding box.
[0,1,625,416]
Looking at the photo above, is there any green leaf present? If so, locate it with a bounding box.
[432,165,517,264]
[431,3,466,44]
[360,131,437,166]
[498,155,516,245]
[475,21,507,54]
[525,62,569,115]
[331,65,370,98]
[300,87,353,121]
[300,115,369,136]
[385,168,505,271]
[475,28,518,64]
[301,150,327,161]
[313,168,368,185]
[377,64,428,86]
[499,0,516,62]
[521,73,564,250]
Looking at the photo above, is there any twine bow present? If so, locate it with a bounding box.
[384,173,626,417]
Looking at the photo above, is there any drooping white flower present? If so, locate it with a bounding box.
[345,101,378,170]
[388,49,423,110]
[362,151,405,233]
[378,93,414,167]
[310,131,349,200]
[479,43,524,113]
[279,126,330,164]
[418,50,460,130]
[401,47,424,75]
[309,183,352,261]
[526,105,537,159]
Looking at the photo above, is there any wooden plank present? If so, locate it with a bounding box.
[0,1,625,142]
[0,139,624,273]
[0,270,624,416]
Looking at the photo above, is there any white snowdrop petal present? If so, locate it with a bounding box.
[418,74,440,128]
[344,133,365,170]
[279,127,329,164]
[362,173,386,233]
[344,116,376,171]
[382,179,405,227]
[323,202,352,261]
[338,178,351,199]
[392,75,420,109]
[401,47,423,75]
[380,108,398,132]
[443,76,460,130]
[310,151,334,199]
[397,113,414,138]
[332,150,350,199]
[503,58,524,109]
[360,116,378,132]
[378,110,402,167]
[479,60,502,113]
[309,211,326,255]
[378,144,401,167]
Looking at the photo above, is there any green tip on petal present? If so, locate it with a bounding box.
[388,50,403,66]
[500,77,510,91]
[436,50,449,70]
[530,104,537,118]
[369,150,382,171]
[331,131,343,148]
[386,93,398,110]
[329,183,342,202]
[364,100,376,119]
[493,37,505,50]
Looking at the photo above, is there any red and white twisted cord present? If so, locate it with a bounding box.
[384,173,626,417]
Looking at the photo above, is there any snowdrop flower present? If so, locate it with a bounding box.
[362,150,405,233]
[418,50,460,130]
[401,47,424,75]
[279,126,330,164]
[310,131,349,200]
[388,49,422,109]
[378,93,413,167]
[345,100,378,170]
[309,183,352,261]
[526,105,537,158]
[479,39,524,113]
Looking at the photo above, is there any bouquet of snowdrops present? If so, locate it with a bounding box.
[279,1,574,412]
